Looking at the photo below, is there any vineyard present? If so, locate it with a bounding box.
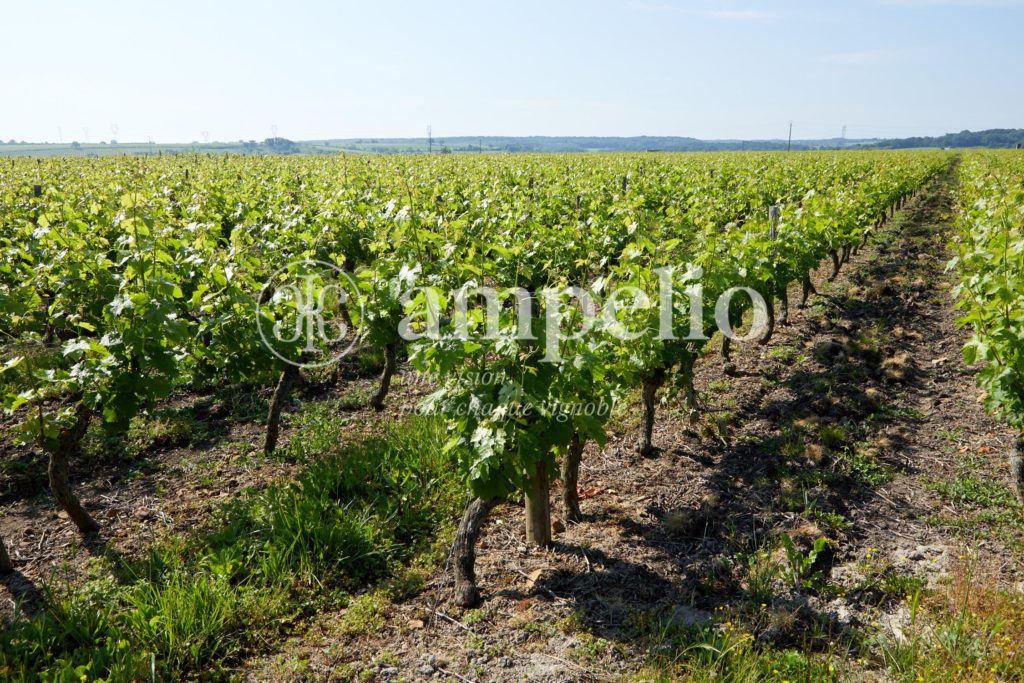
[2,150,1024,681]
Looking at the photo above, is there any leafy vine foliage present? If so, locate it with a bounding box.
[1,152,945,597]
[951,151,1024,499]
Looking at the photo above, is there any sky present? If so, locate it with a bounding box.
[1,0,1021,143]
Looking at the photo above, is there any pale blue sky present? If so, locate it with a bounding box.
[2,0,1021,143]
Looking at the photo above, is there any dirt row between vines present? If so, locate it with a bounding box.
[240,170,1023,681]
[0,351,437,619]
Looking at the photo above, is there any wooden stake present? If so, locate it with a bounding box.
[524,460,551,546]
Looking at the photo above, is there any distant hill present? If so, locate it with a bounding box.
[864,128,1024,150]
[317,135,875,153]
[0,129,1020,157]
[0,135,878,157]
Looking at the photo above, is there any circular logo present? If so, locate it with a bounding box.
[256,259,363,368]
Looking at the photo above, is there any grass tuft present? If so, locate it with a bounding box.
[0,416,461,681]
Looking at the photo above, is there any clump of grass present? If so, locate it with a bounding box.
[283,392,369,462]
[778,435,807,460]
[123,566,269,675]
[880,572,926,601]
[838,443,895,486]
[767,345,803,364]
[0,416,462,681]
[0,577,150,682]
[813,509,853,534]
[636,618,843,682]
[927,473,1017,510]
[337,590,389,636]
[81,406,215,462]
[742,545,782,607]
[210,415,461,587]
[924,465,1024,554]
[876,559,1024,681]
[817,424,849,450]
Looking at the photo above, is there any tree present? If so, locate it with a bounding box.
[263,137,299,154]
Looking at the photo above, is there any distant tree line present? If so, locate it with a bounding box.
[263,137,300,153]
[869,129,1024,149]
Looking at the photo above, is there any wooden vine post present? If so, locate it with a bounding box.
[765,205,783,337]
[524,460,552,546]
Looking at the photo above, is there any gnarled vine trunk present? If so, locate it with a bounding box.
[800,273,817,308]
[452,497,500,607]
[636,367,667,457]
[862,224,874,248]
[368,342,398,411]
[48,402,99,533]
[0,536,12,573]
[560,433,585,523]
[779,286,790,325]
[681,368,700,425]
[265,364,301,455]
[1011,435,1024,503]
[828,249,841,281]
[758,293,776,346]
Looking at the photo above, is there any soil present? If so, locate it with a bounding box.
[2,169,1020,681]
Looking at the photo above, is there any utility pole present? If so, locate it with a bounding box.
[841,124,847,141]
[787,121,793,152]
[427,125,433,154]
